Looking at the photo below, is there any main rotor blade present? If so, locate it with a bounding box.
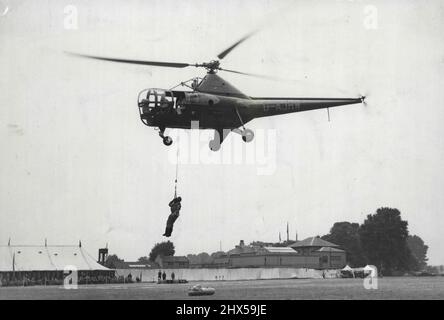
[66,52,192,68]
[220,68,286,81]
[217,31,257,60]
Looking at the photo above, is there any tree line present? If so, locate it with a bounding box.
[321,207,428,274]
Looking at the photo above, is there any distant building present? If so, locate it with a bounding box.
[213,238,347,269]
[289,237,346,269]
[311,247,346,269]
[288,236,339,254]
[220,243,318,268]
[155,255,189,269]
[114,261,160,270]
[249,241,275,248]
[226,240,258,255]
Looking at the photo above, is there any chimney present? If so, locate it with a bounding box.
[239,240,245,247]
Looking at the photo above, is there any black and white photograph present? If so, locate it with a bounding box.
[1,0,444,305]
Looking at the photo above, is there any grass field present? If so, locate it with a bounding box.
[1,277,443,300]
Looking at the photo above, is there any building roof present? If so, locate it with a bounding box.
[228,248,257,256]
[262,247,298,254]
[288,237,339,248]
[0,245,110,272]
[213,257,230,264]
[114,261,160,269]
[314,247,345,253]
[227,246,258,256]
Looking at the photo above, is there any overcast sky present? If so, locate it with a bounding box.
[1,0,444,265]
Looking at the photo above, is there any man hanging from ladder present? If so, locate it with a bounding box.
[163,142,182,237]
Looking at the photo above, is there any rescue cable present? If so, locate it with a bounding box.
[163,137,182,238]
[174,134,180,198]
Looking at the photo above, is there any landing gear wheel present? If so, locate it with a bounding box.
[163,136,173,146]
[242,129,254,143]
[209,139,221,152]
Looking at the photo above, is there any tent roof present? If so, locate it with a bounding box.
[0,245,109,272]
[0,247,14,272]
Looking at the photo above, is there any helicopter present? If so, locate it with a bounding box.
[68,33,365,151]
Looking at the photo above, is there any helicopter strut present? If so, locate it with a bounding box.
[158,126,173,146]
[234,107,254,143]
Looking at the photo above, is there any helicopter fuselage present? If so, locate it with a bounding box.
[139,89,362,130]
[136,73,363,150]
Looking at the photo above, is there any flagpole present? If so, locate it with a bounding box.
[286,222,289,242]
[12,252,16,281]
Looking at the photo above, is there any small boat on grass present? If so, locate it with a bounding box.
[188,284,215,296]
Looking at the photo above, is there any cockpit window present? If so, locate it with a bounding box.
[138,89,175,112]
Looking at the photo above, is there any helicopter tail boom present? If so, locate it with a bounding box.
[246,97,363,118]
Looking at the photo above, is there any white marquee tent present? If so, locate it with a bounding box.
[0,244,109,272]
